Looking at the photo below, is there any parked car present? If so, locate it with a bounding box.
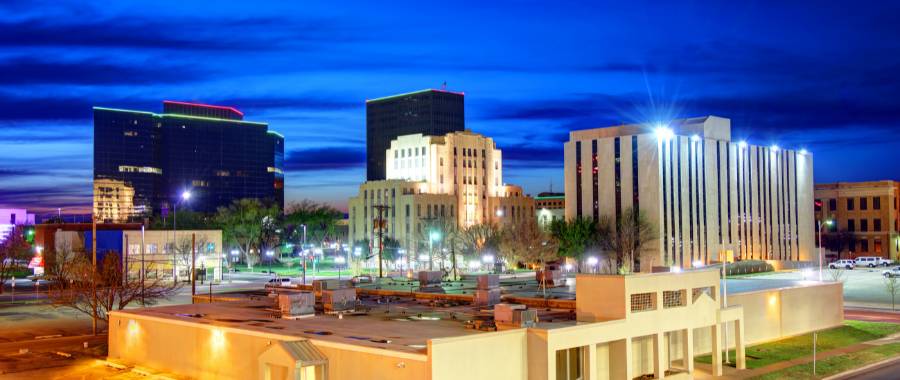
[351,275,373,284]
[828,259,855,270]
[884,267,900,278]
[266,278,292,287]
[855,256,892,268]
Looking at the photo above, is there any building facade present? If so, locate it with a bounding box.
[815,181,900,260]
[93,101,284,221]
[349,131,534,255]
[535,192,565,226]
[0,208,35,242]
[565,116,815,268]
[366,89,465,181]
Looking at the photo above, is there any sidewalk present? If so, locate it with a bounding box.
[694,332,900,379]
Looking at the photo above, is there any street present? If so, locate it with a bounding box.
[837,358,900,380]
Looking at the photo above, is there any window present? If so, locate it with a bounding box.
[147,244,158,254]
[875,238,883,254]
[847,198,855,211]
[630,292,656,312]
[860,197,868,210]
[861,239,869,252]
[555,347,583,380]
[829,199,837,211]
[815,199,822,212]
[874,197,882,210]
[848,219,855,232]
[663,290,686,308]
[875,219,882,232]
[861,219,869,232]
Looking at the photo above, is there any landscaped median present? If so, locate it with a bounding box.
[696,320,900,378]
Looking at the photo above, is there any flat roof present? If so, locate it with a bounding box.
[115,296,489,355]
[366,88,465,103]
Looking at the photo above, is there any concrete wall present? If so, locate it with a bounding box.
[109,312,429,380]
[430,329,528,380]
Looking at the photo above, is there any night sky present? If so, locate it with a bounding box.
[2,1,899,215]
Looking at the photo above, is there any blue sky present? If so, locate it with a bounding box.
[1,1,899,215]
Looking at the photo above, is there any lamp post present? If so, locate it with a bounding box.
[300,224,307,285]
[428,230,440,271]
[172,190,191,282]
[817,219,834,281]
[266,250,274,277]
[335,256,346,280]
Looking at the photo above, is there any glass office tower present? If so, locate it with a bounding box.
[365,89,465,181]
[93,101,284,222]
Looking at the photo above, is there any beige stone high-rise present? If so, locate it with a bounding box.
[564,116,816,268]
[349,130,534,252]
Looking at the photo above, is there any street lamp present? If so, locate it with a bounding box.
[587,256,599,273]
[265,250,274,276]
[172,190,191,283]
[428,230,441,271]
[335,256,346,280]
[817,219,834,281]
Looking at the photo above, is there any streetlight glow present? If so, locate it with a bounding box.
[482,254,494,264]
[654,125,674,141]
[738,141,748,149]
[181,191,192,200]
[771,145,780,152]
[800,148,809,155]
[265,250,274,257]
[691,134,701,142]
[587,256,599,266]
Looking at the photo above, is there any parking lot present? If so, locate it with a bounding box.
[740,266,900,308]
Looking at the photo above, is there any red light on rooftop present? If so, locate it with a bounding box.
[163,100,244,116]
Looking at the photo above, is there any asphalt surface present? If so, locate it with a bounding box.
[838,358,900,380]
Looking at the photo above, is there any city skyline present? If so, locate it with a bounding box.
[2,1,900,214]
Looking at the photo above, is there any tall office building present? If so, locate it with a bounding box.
[93,101,284,221]
[565,116,815,269]
[366,89,465,181]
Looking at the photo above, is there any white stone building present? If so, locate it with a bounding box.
[564,116,815,268]
[349,131,534,254]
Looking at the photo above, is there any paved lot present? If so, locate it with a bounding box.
[736,268,900,308]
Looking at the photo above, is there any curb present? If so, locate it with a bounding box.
[822,354,900,380]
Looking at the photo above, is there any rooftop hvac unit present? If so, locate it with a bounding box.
[312,279,351,292]
[322,288,357,311]
[493,303,526,324]
[278,292,315,319]
[474,288,501,307]
[476,274,500,290]
[418,271,443,286]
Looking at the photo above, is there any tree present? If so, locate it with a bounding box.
[283,200,343,247]
[215,198,280,269]
[549,218,598,272]
[600,207,657,274]
[885,275,900,311]
[173,235,210,278]
[417,217,460,275]
[0,225,32,293]
[500,218,558,297]
[48,252,179,326]
[459,223,500,273]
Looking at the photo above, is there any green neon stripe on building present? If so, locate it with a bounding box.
[160,113,268,126]
[267,130,285,138]
[92,107,156,116]
[366,88,463,103]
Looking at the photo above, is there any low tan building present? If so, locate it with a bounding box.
[107,269,842,379]
[121,229,223,282]
[815,181,900,260]
[535,192,565,226]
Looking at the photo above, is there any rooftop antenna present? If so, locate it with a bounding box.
[441,81,447,90]
[549,180,553,193]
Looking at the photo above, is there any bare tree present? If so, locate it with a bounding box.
[459,223,500,273]
[48,252,180,325]
[174,235,209,278]
[500,218,558,298]
[0,225,31,293]
[884,275,900,311]
[826,267,847,283]
[601,207,657,274]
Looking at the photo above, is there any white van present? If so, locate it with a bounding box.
[855,256,891,268]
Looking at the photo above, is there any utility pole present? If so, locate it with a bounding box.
[301,224,307,285]
[91,214,97,335]
[191,233,196,297]
[141,225,145,306]
[372,205,391,278]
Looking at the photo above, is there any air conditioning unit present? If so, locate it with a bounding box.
[278,292,315,319]
[474,288,501,307]
[494,303,526,324]
[322,288,357,311]
[417,271,443,287]
[476,274,500,290]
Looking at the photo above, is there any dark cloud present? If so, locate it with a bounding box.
[0,17,348,51]
[0,186,92,213]
[0,57,211,85]
[284,146,365,172]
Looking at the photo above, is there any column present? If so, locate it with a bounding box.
[682,327,694,373]
[711,324,723,376]
[735,319,746,370]
[609,338,633,380]
[653,332,666,379]
[585,344,597,380]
